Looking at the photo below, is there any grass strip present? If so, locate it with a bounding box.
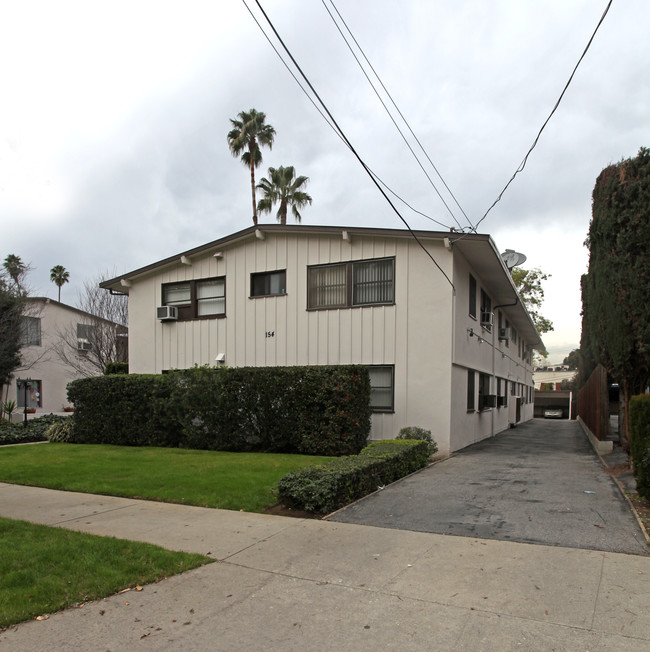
[0,516,212,628]
[0,444,333,512]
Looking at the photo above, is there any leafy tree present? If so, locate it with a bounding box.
[257,165,312,225]
[0,255,32,388]
[563,349,580,370]
[580,147,650,449]
[50,265,70,302]
[227,109,276,226]
[0,275,23,387]
[511,267,554,335]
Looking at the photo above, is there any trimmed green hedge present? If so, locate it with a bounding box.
[104,361,128,375]
[67,374,181,448]
[67,365,371,456]
[630,394,650,499]
[277,439,431,513]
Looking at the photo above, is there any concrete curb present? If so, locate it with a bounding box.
[582,416,650,548]
[590,439,650,549]
[578,415,614,454]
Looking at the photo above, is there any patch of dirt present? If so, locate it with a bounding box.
[605,462,632,476]
[263,504,322,519]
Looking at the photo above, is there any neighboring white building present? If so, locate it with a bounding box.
[3,298,125,415]
[101,225,543,454]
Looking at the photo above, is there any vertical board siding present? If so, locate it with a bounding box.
[131,230,457,447]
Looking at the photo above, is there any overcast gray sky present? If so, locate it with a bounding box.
[2,0,648,362]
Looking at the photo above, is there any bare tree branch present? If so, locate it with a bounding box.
[52,271,128,376]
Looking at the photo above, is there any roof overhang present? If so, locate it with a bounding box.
[100,224,543,350]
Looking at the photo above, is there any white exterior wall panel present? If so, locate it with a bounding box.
[127,231,456,451]
[450,250,535,449]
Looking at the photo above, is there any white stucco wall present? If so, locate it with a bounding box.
[4,300,98,414]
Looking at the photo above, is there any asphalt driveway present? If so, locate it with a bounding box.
[329,419,649,555]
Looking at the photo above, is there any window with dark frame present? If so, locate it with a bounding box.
[16,378,42,408]
[480,289,492,325]
[251,270,286,297]
[478,372,491,410]
[20,316,41,346]
[469,274,477,318]
[501,379,509,407]
[368,365,394,412]
[308,257,394,310]
[162,277,225,320]
[467,369,475,411]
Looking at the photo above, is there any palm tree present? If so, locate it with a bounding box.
[50,265,70,302]
[257,166,312,225]
[3,254,26,288]
[227,109,276,225]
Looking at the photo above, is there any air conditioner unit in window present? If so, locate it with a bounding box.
[77,339,92,352]
[480,311,493,328]
[157,306,178,321]
[484,394,498,408]
[497,395,507,407]
[498,327,510,341]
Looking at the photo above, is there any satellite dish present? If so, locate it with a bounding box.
[501,249,527,270]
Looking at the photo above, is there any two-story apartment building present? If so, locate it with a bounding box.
[3,298,127,415]
[101,225,542,454]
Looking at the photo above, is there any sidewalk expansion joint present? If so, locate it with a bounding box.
[53,502,138,525]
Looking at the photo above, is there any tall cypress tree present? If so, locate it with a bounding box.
[581,147,650,447]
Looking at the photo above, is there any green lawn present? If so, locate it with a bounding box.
[0,516,212,628]
[0,443,333,512]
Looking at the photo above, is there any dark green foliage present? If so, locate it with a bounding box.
[68,366,371,456]
[0,414,68,446]
[68,374,182,447]
[396,426,438,456]
[630,395,650,499]
[563,349,580,370]
[104,361,128,375]
[46,419,76,443]
[277,439,430,513]
[580,147,650,404]
[0,281,23,386]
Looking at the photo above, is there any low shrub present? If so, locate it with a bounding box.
[0,414,68,446]
[46,419,76,443]
[104,361,128,375]
[630,395,650,499]
[396,426,438,456]
[277,439,430,514]
[360,439,432,482]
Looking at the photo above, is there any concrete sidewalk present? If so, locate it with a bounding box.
[1,483,649,650]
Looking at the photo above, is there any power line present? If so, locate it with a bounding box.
[321,0,468,232]
[240,0,453,231]
[461,0,614,239]
[245,0,456,291]
[323,0,475,233]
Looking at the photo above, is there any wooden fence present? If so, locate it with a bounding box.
[577,364,609,440]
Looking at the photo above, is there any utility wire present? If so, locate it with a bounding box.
[455,0,613,241]
[246,0,456,290]
[324,0,475,232]
[321,0,467,232]
[241,0,452,231]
